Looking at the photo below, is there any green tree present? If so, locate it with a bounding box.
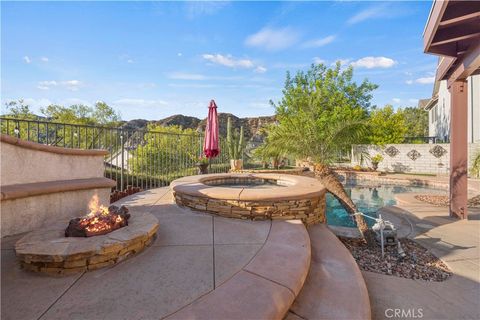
[40,101,120,126]
[267,62,378,244]
[2,100,40,139]
[253,125,285,169]
[3,99,37,119]
[368,105,407,145]
[130,124,202,176]
[38,101,121,147]
[402,106,428,141]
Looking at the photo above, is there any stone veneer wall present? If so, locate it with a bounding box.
[351,143,480,175]
[174,192,326,225]
[16,212,158,275]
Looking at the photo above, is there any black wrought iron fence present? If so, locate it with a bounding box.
[0,117,230,191]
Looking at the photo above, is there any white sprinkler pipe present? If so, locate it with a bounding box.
[353,211,395,259]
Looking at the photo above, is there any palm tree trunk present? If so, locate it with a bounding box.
[314,164,376,246]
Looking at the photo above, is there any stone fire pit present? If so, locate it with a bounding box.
[15,212,158,275]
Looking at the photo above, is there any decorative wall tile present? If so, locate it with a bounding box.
[429,145,447,158]
[385,146,400,157]
[407,149,421,161]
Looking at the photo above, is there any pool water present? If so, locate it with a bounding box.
[326,183,445,228]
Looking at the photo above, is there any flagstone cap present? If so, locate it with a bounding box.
[15,212,159,275]
[170,173,326,201]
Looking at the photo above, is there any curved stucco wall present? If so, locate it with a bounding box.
[1,135,113,237]
[1,188,110,236]
[1,137,106,185]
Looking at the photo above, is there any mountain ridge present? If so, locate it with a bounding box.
[120,113,276,147]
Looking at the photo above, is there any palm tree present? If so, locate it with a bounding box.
[267,62,378,246]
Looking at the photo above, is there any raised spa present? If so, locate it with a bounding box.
[170,173,326,225]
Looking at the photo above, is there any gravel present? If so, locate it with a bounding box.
[340,237,452,282]
[415,194,480,208]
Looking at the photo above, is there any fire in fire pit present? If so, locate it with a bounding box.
[65,195,130,237]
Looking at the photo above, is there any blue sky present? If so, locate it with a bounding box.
[1,1,437,120]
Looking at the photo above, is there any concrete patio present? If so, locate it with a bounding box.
[1,187,312,320]
[365,193,480,320]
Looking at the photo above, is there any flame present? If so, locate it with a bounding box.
[79,195,126,235]
[87,194,109,218]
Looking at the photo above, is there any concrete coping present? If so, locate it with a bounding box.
[1,178,116,201]
[166,220,311,320]
[0,134,109,156]
[232,167,310,174]
[290,224,371,320]
[170,173,326,201]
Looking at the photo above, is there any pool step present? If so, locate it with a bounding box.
[288,224,372,320]
[166,220,311,320]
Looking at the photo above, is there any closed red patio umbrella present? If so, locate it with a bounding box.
[203,100,220,158]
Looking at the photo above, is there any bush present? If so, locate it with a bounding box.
[471,152,480,178]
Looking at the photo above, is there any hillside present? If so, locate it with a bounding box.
[121,113,276,147]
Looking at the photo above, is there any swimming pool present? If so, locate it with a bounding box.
[326,183,445,228]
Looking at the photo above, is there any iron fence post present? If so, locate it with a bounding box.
[120,132,125,192]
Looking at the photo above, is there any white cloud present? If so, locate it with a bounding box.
[40,57,49,62]
[415,76,435,84]
[245,27,299,51]
[202,54,266,73]
[406,75,435,84]
[119,54,135,64]
[137,82,156,89]
[23,56,31,64]
[36,80,83,91]
[37,80,58,90]
[202,54,254,68]
[63,80,83,91]
[313,57,326,65]
[177,53,183,57]
[392,98,401,103]
[332,59,352,66]
[113,99,168,108]
[168,72,207,80]
[254,66,267,74]
[351,56,396,69]
[272,62,309,69]
[22,98,53,108]
[184,1,229,19]
[168,83,219,89]
[408,99,419,104]
[347,4,388,25]
[302,35,336,48]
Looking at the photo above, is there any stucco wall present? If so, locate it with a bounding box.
[1,141,105,185]
[1,188,110,236]
[428,74,480,143]
[352,143,480,175]
[1,135,113,237]
[468,75,480,143]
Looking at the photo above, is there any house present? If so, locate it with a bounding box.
[423,0,480,219]
[423,63,480,143]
